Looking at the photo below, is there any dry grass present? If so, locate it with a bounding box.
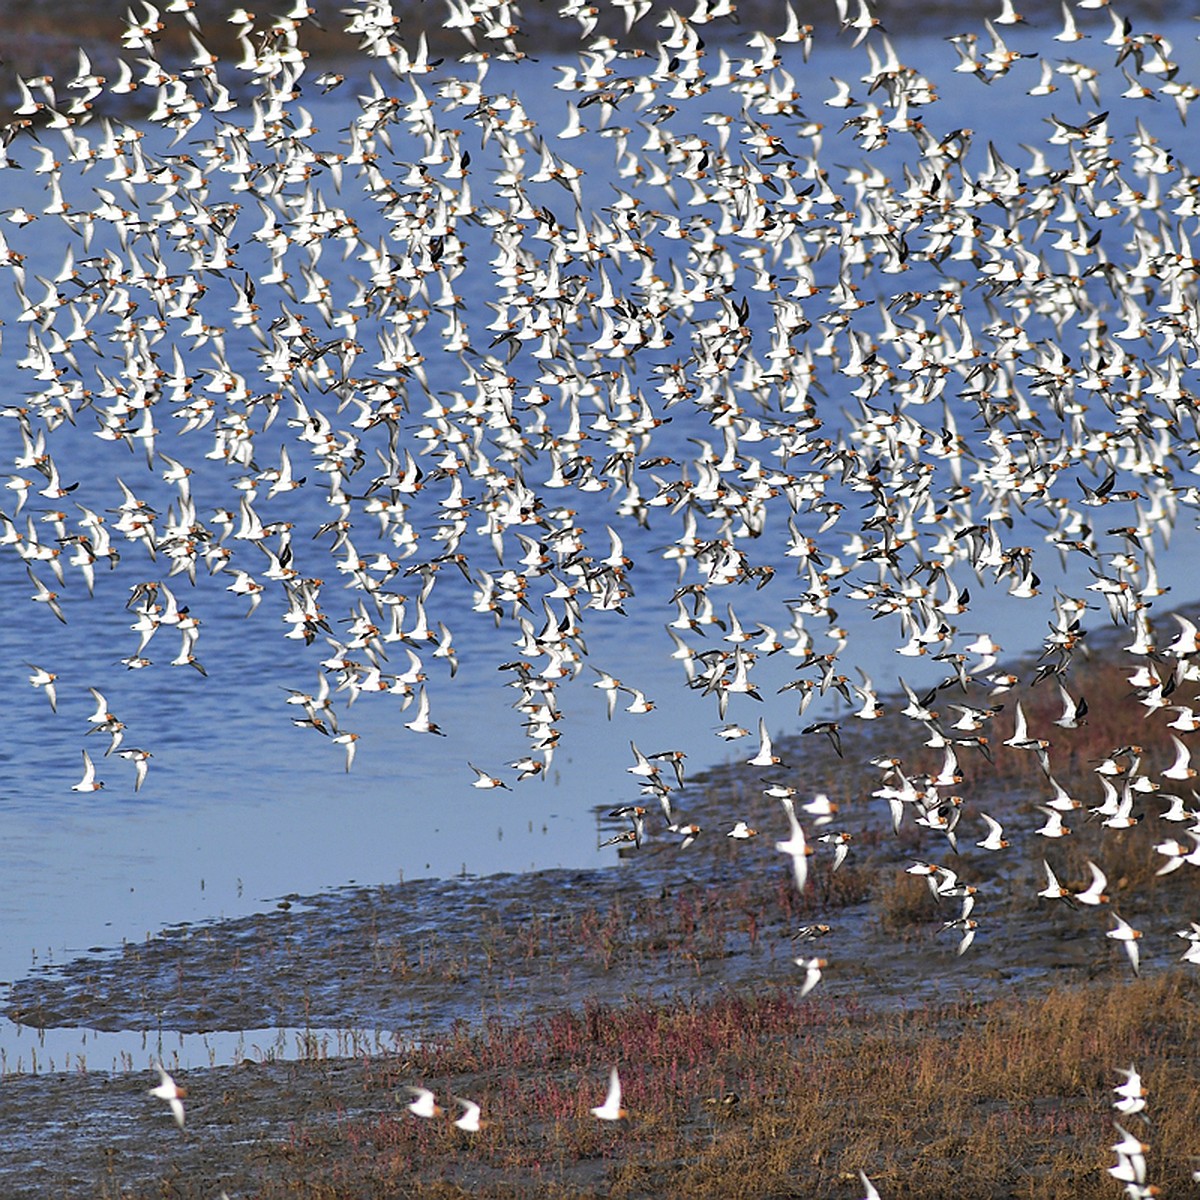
[114,971,1200,1199]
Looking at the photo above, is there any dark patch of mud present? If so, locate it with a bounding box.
[3,789,1106,1042]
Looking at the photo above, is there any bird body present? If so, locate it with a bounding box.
[149,1064,186,1128]
[591,1067,627,1120]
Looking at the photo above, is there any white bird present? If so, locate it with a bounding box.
[453,1097,484,1131]
[794,955,826,997]
[1035,806,1072,839]
[715,724,750,740]
[1108,914,1143,976]
[404,688,445,736]
[1053,684,1087,729]
[976,812,1009,851]
[590,1066,627,1121]
[71,749,104,792]
[747,717,783,767]
[404,1086,442,1118]
[27,664,57,712]
[1113,1065,1147,1116]
[1075,860,1109,906]
[775,796,810,894]
[468,763,509,789]
[1037,860,1074,905]
[332,731,360,772]
[149,1063,186,1128]
[819,831,852,870]
[116,748,152,792]
[87,687,115,725]
[1162,735,1196,781]
[627,741,661,781]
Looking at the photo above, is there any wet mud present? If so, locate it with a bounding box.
[3,703,1190,1195]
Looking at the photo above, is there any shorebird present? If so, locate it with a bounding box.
[404,689,444,736]
[27,665,57,712]
[70,749,104,792]
[1108,914,1143,976]
[815,831,850,870]
[1075,860,1109,906]
[1114,1065,1147,1116]
[1037,860,1075,905]
[976,813,1009,851]
[794,955,826,997]
[670,822,702,849]
[775,796,811,893]
[747,718,784,768]
[116,748,152,792]
[468,763,510,789]
[1162,735,1196,782]
[149,1064,186,1128]
[403,1087,443,1119]
[590,1067,627,1121]
[1035,807,1072,839]
[27,568,66,624]
[453,1097,485,1131]
[332,731,361,772]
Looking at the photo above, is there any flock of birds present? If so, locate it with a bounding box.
[3,0,1200,1184]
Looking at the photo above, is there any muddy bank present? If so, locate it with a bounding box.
[3,776,1114,1044]
[6,633,1200,1197]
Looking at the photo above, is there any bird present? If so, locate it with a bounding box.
[469,763,510,789]
[590,1066,627,1120]
[332,731,361,772]
[404,688,445,736]
[727,821,758,839]
[1107,914,1143,976]
[27,568,66,624]
[1162,735,1196,782]
[116,748,152,792]
[976,813,1009,851]
[70,749,104,792]
[607,804,648,848]
[403,1086,443,1118]
[1035,807,1072,839]
[27,664,57,712]
[149,1063,186,1128]
[1037,860,1076,906]
[818,831,852,870]
[1053,684,1088,728]
[794,955,826,997]
[453,1097,485,1131]
[747,717,784,767]
[671,822,703,849]
[1075,860,1109,906]
[775,796,811,894]
[1113,1065,1147,1115]
[802,720,843,757]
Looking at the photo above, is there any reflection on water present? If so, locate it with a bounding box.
[0,1021,404,1078]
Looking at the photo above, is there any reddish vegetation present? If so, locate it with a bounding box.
[87,973,1200,1199]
